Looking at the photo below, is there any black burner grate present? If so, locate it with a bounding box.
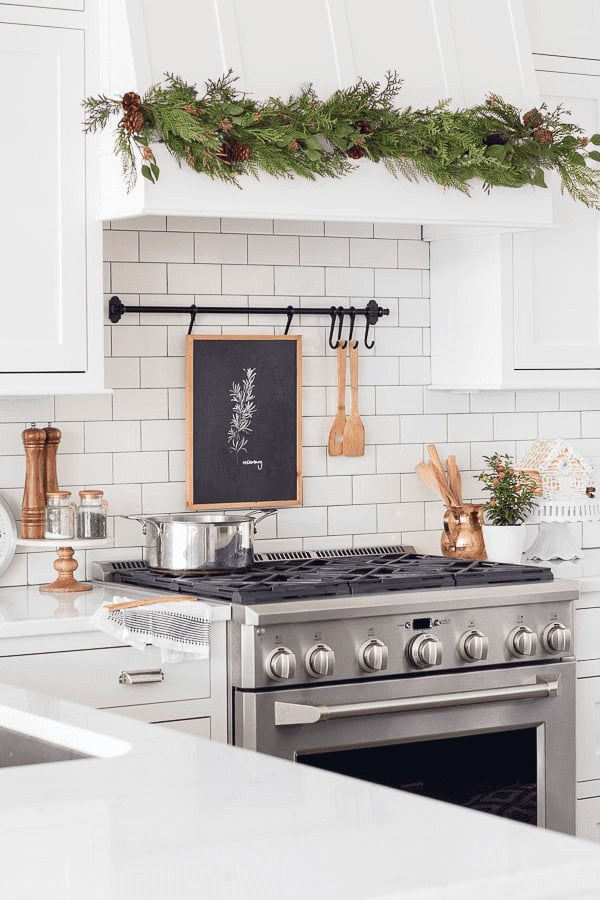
[106,549,553,604]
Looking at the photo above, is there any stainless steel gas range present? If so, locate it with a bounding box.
[94,546,577,834]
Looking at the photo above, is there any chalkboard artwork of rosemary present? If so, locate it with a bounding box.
[227,367,257,461]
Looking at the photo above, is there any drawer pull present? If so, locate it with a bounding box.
[119,668,165,685]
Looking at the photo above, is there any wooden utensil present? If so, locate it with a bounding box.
[426,443,446,480]
[328,342,347,456]
[416,461,459,507]
[446,455,463,506]
[343,341,365,457]
[21,425,46,539]
[104,594,198,612]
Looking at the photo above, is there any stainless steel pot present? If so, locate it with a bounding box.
[126,509,276,573]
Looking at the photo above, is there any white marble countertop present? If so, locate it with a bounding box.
[0,583,230,639]
[0,682,599,900]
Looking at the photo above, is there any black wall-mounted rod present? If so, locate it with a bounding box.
[108,296,389,346]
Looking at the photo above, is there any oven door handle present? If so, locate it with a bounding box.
[273,676,559,726]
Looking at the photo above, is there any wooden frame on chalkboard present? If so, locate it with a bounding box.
[185,335,302,509]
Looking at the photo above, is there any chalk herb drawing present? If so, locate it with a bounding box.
[227,367,257,461]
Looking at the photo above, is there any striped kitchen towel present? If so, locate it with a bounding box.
[92,597,211,663]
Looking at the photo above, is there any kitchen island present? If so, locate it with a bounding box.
[0,680,599,899]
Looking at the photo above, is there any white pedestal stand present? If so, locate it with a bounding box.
[525,498,600,562]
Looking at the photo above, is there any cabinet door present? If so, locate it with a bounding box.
[513,69,600,370]
[578,797,600,842]
[0,22,87,372]
[523,0,600,60]
[577,674,600,782]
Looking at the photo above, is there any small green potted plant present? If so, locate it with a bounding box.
[477,453,538,563]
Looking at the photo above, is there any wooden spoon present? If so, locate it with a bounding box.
[343,341,365,457]
[446,455,463,506]
[104,595,198,612]
[328,342,347,456]
[416,461,459,507]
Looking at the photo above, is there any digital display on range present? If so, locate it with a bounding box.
[413,617,433,630]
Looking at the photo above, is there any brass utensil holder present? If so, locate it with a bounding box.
[441,504,487,560]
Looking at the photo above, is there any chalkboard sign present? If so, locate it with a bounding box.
[185,335,302,509]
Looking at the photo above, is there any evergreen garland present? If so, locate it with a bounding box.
[83,70,600,207]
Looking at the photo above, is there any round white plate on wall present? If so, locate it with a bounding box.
[0,495,17,576]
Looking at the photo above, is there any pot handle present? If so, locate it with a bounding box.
[247,508,277,532]
[122,514,160,537]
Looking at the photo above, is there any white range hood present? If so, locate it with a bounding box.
[99,0,552,227]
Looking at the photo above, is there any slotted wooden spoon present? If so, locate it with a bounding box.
[343,341,365,457]
[328,342,347,456]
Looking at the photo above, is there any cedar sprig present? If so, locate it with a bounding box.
[83,71,600,206]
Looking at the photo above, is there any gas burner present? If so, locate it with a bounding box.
[93,548,553,605]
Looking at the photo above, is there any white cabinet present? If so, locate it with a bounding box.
[576,598,600,841]
[0,6,103,395]
[523,0,600,60]
[430,59,600,390]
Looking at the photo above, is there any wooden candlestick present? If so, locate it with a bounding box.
[39,546,92,593]
[44,424,61,494]
[21,425,47,539]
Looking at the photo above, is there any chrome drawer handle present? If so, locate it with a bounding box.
[118,668,164,685]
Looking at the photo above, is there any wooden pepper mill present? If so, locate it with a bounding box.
[44,424,61,494]
[21,424,47,539]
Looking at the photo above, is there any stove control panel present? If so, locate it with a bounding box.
[244,598,575,689]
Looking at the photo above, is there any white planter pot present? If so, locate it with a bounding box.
[482,525,526,564]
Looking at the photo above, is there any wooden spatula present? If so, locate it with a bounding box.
[343,341,365,457]
[104,595,198,611]
[328,342,347,456]
[446,455,463,506]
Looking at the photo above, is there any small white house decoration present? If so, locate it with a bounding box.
[518,439,592,498]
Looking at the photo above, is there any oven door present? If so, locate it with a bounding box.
[234,661,575,835]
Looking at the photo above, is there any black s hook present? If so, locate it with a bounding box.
[284,305,294,335]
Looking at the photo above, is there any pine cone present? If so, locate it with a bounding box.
[347,144,366,160]
[483,132,510,146]
[142,146,155,162]
[220,141,252,164]
[122,92,141,113]
[523,107,543,129]
[353,120,373,135]
[121,110,145,134]
[532,127,554,145]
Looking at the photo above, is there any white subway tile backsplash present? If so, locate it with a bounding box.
[276,265,324,295]
[326,267,373,296]
[248,235,298,265]
[112,326,167,358]
[113,389,168,421]
[300,236,349,267]
[140,232,194,263]
[8,215,600,585]
[195,233,247,264]
[112,262,167,293]
[85,420,140,453]
[350,239,396,268]
[353,474,400,504]
[114,451,168,484]
[103,230,138,262]
[168,264,221,294]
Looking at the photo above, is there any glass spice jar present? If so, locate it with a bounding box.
[45,491,75,540]
[76,490,108,540]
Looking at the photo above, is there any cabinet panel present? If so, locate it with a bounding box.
[154,717,211,739]
[578,796,600,842]
[0,22,87,372]
[0,1,83,8]
[524,0,600,60]
[577,675,600,781]
[513,70,600,370]
[0,645,211,708]
[576,607,600,661]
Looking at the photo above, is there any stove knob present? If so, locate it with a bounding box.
[408,634,443,669]
[509,626,537,657]
[265,647,296,681]
[459,630,489,663]
[542,622,571,654]
[359,639,389,672]
[305,644,335,678]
